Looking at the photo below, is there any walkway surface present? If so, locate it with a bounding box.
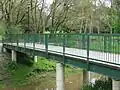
[5,43,120,67]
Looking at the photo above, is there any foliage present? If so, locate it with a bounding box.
[33,57,56,72]
[0,81,4,88]
[0,0,120,33]
[81,77,112,90]
[0,22,6,35]
[93,78,112,90]
[6,24,23,34]
[81,84,93,90]
[8,61,19,70]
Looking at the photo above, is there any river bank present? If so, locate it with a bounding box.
[0,53,82,89]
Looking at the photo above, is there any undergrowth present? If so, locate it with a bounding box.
[6,57,81,87]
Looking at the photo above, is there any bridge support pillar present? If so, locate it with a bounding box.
[12,50,17,62]
[83,70,90,84]
[2,48,7,52]
[34,56,38,63]
[112,79,120,90]
[56,62,64,90]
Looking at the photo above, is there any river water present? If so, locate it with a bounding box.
[2,73,83,90]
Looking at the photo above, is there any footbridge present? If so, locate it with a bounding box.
[2,34,120,90]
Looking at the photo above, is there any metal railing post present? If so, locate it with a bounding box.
[17,34,18,47]
[2,37,4,45]
[82,34,86,49]
[63,34,66,64]
[1,37,4,52]
[24,34,26,52]
[33,34,35,56]
[104,35,107,52]
[10,34,12,45]
[87,34,90,70]
[45,34,48,58]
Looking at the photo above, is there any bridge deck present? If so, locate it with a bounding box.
[5,43,120,68]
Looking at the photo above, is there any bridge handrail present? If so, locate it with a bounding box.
[2,33,120,65]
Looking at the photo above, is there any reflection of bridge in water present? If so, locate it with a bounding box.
[2,34,120,90]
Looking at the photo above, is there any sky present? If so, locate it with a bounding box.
[105,0,111,7]
[96,0,111,7]
[45,0,53,5]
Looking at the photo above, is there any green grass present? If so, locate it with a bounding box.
[7,64,34,86]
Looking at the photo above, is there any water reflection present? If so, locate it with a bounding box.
[65,74,83,90]
[2,73,83,90]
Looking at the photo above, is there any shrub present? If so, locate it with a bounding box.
[93,77,112,90]
[8,61,19,70]
[81,77,112,90]
[81,84,93,90]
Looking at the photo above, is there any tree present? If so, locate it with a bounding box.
[0,0,119,34]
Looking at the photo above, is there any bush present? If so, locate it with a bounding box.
[81,84,93,90]
[93,77,112,90]
[35,57,56,72]
[8,61,19,70]
[81,77,112,90]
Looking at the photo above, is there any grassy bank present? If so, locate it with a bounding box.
[0,57,82,88]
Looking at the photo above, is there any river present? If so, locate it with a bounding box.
[2,73,83,90]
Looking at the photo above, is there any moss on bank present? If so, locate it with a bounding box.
[0,57,82,88]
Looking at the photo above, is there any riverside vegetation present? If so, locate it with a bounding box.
[0,52,112,90]
[0,52,82,88]
[81,77,112,90]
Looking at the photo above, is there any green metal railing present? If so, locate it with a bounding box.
[2,33,120,65]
